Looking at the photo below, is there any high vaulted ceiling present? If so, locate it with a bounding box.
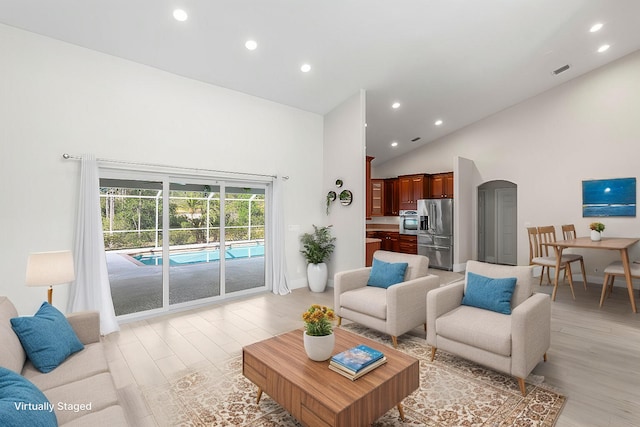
[1,1,640,164]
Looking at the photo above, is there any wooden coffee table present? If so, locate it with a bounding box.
[242,327,419,426]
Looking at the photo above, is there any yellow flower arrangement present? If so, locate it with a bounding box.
[302,304,336,336]
[589,222,605,232]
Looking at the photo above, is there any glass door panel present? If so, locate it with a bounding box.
[168,183,221,305]
[100,179,164,316]
[224,186,266,294]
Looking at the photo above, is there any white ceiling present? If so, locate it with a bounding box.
[1,0,640,165]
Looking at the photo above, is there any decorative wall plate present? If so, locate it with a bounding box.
[335,179,343,188]
[339,190,352,206]
[327,191,337,201]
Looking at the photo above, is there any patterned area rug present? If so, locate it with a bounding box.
[143,324,565,426]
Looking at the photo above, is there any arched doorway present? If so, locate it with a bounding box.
[478,180,517,265]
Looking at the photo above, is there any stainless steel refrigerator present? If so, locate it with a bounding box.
[417,199,453,270]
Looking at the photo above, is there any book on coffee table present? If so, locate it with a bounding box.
[329,356,387,380]
[330,344,384,374]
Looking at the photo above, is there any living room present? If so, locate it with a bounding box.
[2,2,640,426]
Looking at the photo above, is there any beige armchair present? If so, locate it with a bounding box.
[334,250,440,348]
[426,260,550,396]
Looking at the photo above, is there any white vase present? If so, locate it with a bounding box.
[307,263,328,292]
[591,230,602,241]
[303,331,335,361]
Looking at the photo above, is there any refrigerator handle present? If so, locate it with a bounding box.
[430,204,436,232]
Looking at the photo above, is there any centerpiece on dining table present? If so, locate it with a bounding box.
[590,222,605,241]
[302,304,336,361]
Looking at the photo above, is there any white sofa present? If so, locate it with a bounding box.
[0,296,130,426]
[426,260,551,396]
[334,250,440,347]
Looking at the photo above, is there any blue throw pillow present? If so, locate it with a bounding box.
[0,366,58,426]
[367,258,408,289]
[10,302,84,373]
[462,271,517,315]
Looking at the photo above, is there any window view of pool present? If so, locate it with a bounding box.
[133,245,265,266]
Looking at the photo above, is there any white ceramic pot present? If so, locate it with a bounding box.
[307,263,328,292]
[303,331,335,361]
[591,230,602,241]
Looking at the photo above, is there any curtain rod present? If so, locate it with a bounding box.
[62,154,288,180]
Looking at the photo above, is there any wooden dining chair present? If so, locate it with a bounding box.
[527,226,576,300]
[527,227,551,286]
[561,224,588,290]
[600,261,640,307]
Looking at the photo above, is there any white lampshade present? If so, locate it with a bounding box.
[26,250,75,287]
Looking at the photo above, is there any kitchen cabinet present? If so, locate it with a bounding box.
[381,231,400,252]
[430,172,454,198]
[367,231,399,252]
[366,156,374,219]
[370,179,385,216]
[384,178,399,216]
[398,235,417,255]
[365,238,381,267]
[398,174,429,210]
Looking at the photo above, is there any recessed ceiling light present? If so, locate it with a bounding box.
[434,119,443,126]
[173,9,188,22]
[391,102,401,109]
[300,64,311,73]
[590,23,603,33]
[245,40,258,51]
[598,44,610,53]
[391,141,398,147]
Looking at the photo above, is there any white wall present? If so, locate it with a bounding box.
[454,156,475,271]
[0,24,325,314]
[374,49,640,284]
[322,90,367,283]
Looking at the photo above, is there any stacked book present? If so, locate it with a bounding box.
[329,344,386,380]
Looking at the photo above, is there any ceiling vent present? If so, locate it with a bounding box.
[411,137,421,142]
[552,64,571,76]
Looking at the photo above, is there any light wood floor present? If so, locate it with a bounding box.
[104,278,640,427]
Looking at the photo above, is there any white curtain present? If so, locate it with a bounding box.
[269,176,291,295]
[68,154,119,335]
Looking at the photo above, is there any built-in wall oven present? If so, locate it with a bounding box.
[399,210,419,235]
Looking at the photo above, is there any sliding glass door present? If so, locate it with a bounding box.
[101,175,268,317]
[168,182,221,305]
[100,179,164,316]
[224,186,265,294]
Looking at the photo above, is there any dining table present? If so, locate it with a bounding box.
[546,237,640,312]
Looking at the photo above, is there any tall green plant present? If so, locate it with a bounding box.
[300,225,336,264]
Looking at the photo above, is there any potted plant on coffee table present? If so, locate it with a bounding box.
[302,304,336,361]
[300,225,336,292]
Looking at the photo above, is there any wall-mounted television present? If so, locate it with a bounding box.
[582,177,636,217]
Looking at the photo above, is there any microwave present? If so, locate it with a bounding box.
[399,210,418,235]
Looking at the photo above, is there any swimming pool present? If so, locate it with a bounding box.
[133,245,264,266]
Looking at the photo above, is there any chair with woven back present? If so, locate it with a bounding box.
[560,224,588,290]
[527,226,577,300]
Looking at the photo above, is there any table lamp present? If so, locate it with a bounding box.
[25,250,75,304]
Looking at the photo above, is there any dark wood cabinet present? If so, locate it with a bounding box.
[365,238,381,267]
[366,156,374,219]
[381,231,400,252]
[398,234,418,255]
[370,179,385,216]
[384,178,399,216]
[398,174,429,210]
[367,230,399,252]
[429,172,454,198]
